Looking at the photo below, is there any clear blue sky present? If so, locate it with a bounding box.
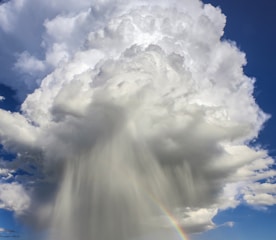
[0,0,276,239]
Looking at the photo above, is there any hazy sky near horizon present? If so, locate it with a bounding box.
[0,0,276,239]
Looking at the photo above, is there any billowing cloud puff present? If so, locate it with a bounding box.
[0,182,30,213]
[0,0,275,239]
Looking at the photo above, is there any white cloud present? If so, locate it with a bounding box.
[243,193,276,206]
[225,221,235,228]
[178,207,218,233]
[0,96,4,102]
[0,0,25,33]
[14,51,46,76]
[242,182,276,206]
[0,109,39,151]
[0,182,30,213]
[0,0,275,239]
[0,226,19,238]
[0,168,13,181]
[0,227,15,233]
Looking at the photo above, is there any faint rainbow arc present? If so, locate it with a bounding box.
[149,194,189,240]
[123,168,189,240]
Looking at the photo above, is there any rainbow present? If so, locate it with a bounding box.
[149,195,189,240]
[122,170,189,240]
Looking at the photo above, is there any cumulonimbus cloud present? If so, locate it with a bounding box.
[0,0,275,239]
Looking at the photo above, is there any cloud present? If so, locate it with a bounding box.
[224,221,235,228]
[0,182,30,213]
[0,109,39,151]
[0,0,275,239]
[0,167,13,181]
[0,228,15,233]
[242,182,276,207]
[0,227,20,239]
[14,51,46,76]
[176,207,218,233]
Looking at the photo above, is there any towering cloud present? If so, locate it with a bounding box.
[0,0,275,239]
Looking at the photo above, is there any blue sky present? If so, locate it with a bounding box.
[0,0,276,240]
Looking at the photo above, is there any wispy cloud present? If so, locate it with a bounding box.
[0,227,19,239]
